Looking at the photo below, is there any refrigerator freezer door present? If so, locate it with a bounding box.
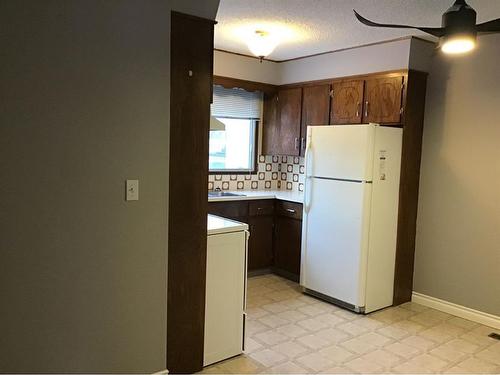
[306,125,375,181]
[301,177,372,307]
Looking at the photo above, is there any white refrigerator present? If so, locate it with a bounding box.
[300,124,402,313]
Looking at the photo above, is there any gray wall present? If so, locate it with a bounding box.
[0,1,171,372]
[414,34,500,316]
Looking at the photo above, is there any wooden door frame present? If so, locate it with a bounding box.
[167,11,215,374]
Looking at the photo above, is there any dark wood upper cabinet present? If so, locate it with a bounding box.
[362,76,404,124]
[262,92,279,155]
[262,73,407,156]
[278,87,302,156]
[301,85,331,155]
[330,80,364,124]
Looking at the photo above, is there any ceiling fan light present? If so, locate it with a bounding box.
[246,30,279,59]
[441,34,476,54]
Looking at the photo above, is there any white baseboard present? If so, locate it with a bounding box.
[412,292,500,330]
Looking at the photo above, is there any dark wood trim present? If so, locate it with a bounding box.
[167,11,214,374]
[213,75,278,94]
[277,36,435,63]
[393,70,428,305]
[214,70,428,95]
[215,36,436,64]
[214,48,278,63]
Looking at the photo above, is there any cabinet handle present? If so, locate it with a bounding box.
[365,101,369,117]
[286,208,296,214]
[294,137,299,150]
[301,137,306,150]
[257,207,264,211]
[356,102,360,117]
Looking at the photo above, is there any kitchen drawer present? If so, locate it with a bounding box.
[275,200,303,220]
[208,201,248,220]
[249,200,274,216]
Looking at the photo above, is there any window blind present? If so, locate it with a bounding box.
[211,85,262,119]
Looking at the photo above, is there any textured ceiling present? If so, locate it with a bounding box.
[215,0,500,61]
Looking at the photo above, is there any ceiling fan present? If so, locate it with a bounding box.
[354,0,500,54]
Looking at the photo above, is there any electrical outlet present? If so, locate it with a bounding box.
[126,180,139,201]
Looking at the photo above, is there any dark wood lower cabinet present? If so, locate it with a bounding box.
[248,216,274,270]
[273,215,302,280]
[208,199,303,279]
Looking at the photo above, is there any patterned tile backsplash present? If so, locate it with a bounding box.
[208,155,305,192]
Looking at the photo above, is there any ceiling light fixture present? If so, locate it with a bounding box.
[246,30,279,62]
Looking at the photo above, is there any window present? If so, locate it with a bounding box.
[209,86,262,173]
[209,118,257,172]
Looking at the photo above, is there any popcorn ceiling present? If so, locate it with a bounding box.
[214,0,455,61]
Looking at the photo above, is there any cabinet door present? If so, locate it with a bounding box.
[274,216,302,278]
[278,87,302,156]
[301,85,331,156]
[363,76,403,124]
[330,80,364,124]
[248,216,274,270]
[262,92,280,155]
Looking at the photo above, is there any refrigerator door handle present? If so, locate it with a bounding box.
[304,176,313,213]
[304,140,313,213]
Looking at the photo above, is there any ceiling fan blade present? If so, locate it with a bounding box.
[353,9,446,37]
[475,18,500,33]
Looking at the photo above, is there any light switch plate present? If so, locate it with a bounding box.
[126,180,139,201]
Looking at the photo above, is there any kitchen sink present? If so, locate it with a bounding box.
[208,191,245,198]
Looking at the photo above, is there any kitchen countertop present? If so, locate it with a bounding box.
[207,214,248,235]
[208,190,304,204]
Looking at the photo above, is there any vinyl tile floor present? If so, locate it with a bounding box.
[201,274,500,374]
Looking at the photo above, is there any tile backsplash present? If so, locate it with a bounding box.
[208,155,305,193]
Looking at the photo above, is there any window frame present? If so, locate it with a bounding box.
[208,118,259,175]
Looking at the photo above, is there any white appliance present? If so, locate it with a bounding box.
[204,215,248,366]
[300,124,402,313]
